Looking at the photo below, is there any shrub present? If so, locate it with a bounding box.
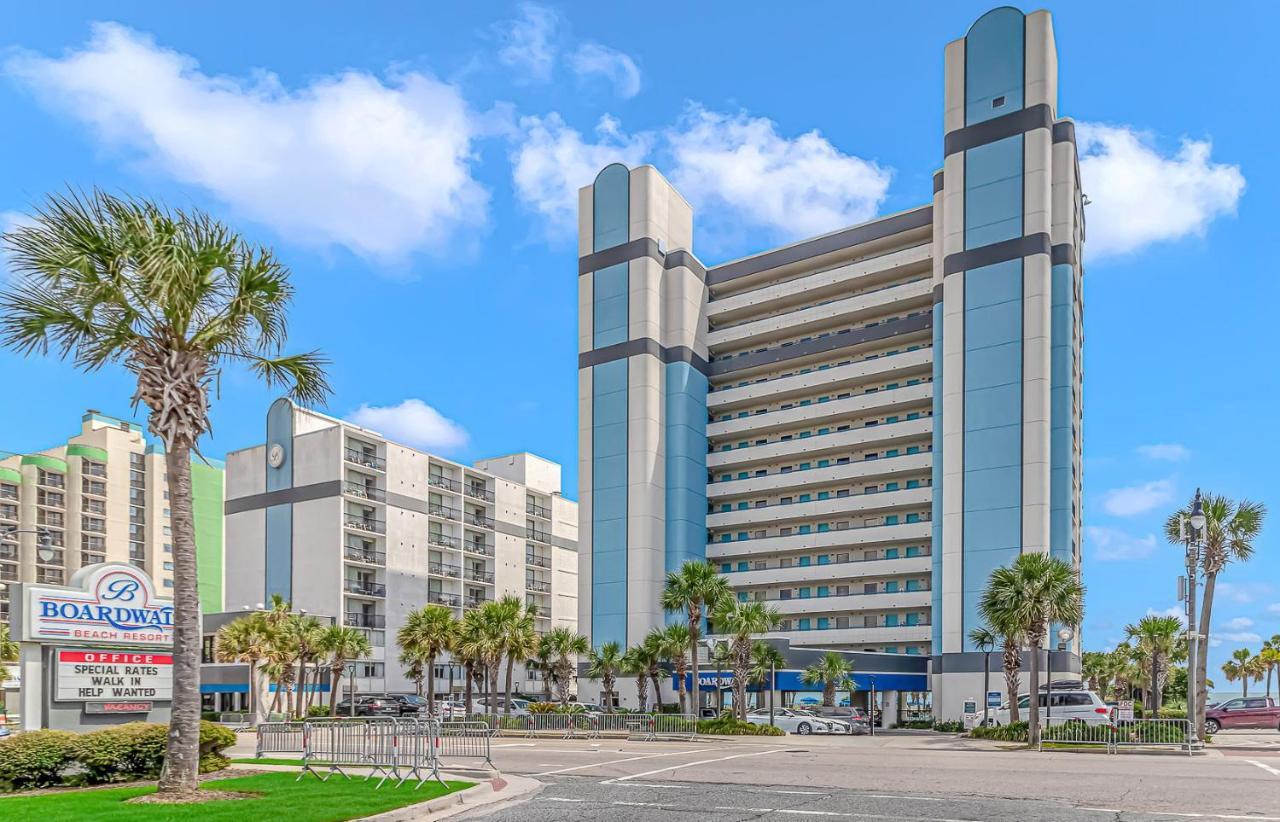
[932,720,964,733]
[306,705,330,718]
[199,719,238,773]
[72,722,168,783]
[201,711,220,722]
[527,702,560,714]
[969,721,1028,742]
[0,729,77,789]
[696,716,785,736]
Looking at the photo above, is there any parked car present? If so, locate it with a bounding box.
[383,694,432,715]
[989,689,1111,726]
[477,696,532,717]
[1204,697,1280,733]
[793,709,863,735]
[746,708,834,735]
[334,696,401,717]
[570,701,606,715]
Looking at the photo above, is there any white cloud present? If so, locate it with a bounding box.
[346,399,468,452]
[510,113,652,239]
[1215,582,1273,605]
[1224,617,1254,631]
[1087,526,1157,562]
[1136,443,1190,462]
[1267,603,1280,616]
[666,105,892,251]
[0,211,38,280]
[1101,478,1174,517]
[1077,122,1245,259]
[569,43,641,99]
[1145,606,1185,622]
[494,3,561,83]
[1211,631,1261,647]
[5,23,487,262]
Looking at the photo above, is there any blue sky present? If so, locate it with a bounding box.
[1,2,1276,682]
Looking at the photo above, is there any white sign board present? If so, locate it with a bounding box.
[55,649,173,701]
[1117,699,1134,721]
[21,563,174,648]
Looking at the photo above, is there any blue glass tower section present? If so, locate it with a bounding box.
[590,164,630,648]
[1049,263,1074,566]
[664,363,707,590]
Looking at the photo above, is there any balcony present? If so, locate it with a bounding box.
[526,527,551,544]
[465,485,495,503]
[708,382,932,441]
[465,569,495,584]
[345,612,386,629]
[37,569,65,584]
[464,595,492,608]
[428,561,461,578]
[708,519,932,559]
[526,579,551,593]
[527,605,551,619]
[80,551,106,566]
[0,505,16,521]
[343,516,386,535]
[38,473,65,490]
[343,481,386,503]
[0,564,17,582]
[707,416,932,471]
[525,552,550,569]
[465,512,494,529]
[709,450,932,497]
[344,447,386,472]
[83,463,107,478]
[429,503,460,521]
[708,486,932,530]
[344,545,386,565]
[82,517,106,534]
[0,486,17,501]
[0,543,17,562]
[428,532,459,550]
[767,588,932,616]
[82,479,107,497]
[462,541,494,558]
[722,551,931,587]
[344,579,386,597]
[428,474,461,493]
[758,622,931,647]
[428,591,461,607]
[526,502,551,519]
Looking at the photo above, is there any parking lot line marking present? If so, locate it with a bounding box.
[603,748,781,783]
[1083,809,1280,821]
[532,748,703,777]
[538,797,586,803]
[1246,759,1280,777]
[749,789,827,796]
[713,807,970,822]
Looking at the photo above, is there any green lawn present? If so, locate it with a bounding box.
[0,771,473,822]
[229,757,304,766]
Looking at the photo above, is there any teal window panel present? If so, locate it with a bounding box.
[817,523,830,533]
[905,546,921,557]
[886,449,899,457]
[798,556,812,567]
[737,502,749,510]
[798,494,811,503]
[884,614,899,627]
[799,618,811,631]
[817,586,829,597]
[719,534,732,543]
[737,561,749,572]
[906,480,920,489]
[817,617,830,630]
[884,515,899,526]
[906,580,921,592]
[906,446,920,455]
[721,563,731,573]
[885,548,900,559]
[817,491,830,500]
[906,647,920,655]
[905,613,920,626]
[720,504,731,512]
[885,581,899,593]
[799,462,811,471]
[884,646,898,654]
[798,525,812,535]
[799,587,811,599]
[817,555,830,565]
[817,459,830,468]
[885,482,899,491]
[736,532,748,541]
[738,592,748,602]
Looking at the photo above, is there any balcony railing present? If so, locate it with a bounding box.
[83,463,107,478]
[764,585,931,603]
[0,487,18,501]
[776,618,932,633]
[343,516,386,534]
[526,502,551,519]
[345,612,386,629]
[464,595,491,608]
[36,569,64,584]
[428,591,461,607]
[428,561,461,578]
[80,552,106,566]
[465,512,494,528]
[428,475,461,493]
[344,448,386,472]
[0,564,17,581]
[465,569,495,584]
[344,579,386,597]
[343,481,386,502]
[527,605,551,618]
[462,541,493,558]
[464,485,495,502]
[428,532,459,550]
[39,474,65,489]
[82,480,107,497]
[0,505,17,521]
[344,545,386,565]
[0,544,18,562]
[711,515,930,547]
[525,579,551,593]
[429,503,460,521]
[721,548,931,574]
[525,527,550,544]
[525,552,550,569]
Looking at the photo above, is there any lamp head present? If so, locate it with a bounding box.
[1189,488,1207,533]
[1057,627,1074,644]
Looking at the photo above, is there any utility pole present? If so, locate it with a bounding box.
[1184,490,1206,748]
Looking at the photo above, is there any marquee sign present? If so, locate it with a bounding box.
[19,563,174,648]
[55,649,173,701]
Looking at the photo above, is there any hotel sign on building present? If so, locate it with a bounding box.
[8,562,176,730]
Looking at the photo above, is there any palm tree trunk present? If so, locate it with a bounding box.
[490,662,501,722]
[651,672,664,713]
[157,444,201,795]
[464,661,474,717]
[329,666,341,716]
[733,657,749,721]
[636,674,648,712]
[1003,642,1021,724]
[1151,654,1161,713]
[247,660,258,726]
[688,604,701,715]
[1028,639,1042,747]
[1196,573,1217,734]
[1243,674,1249,699]
[504,654,515,717]
[427,654,437,715]
[676,660,687,714]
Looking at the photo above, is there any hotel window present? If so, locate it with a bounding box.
[799,587,810,599]
[798,618,811,631]
[885,581,899,593]
[836,585,849,596]
[836,616,850,629]
[817,617,830,630]
[884,614,899,627]
[905,546,921,558]
[885,548,900,559]
[798,556,811,567]
[905,613,920,626]
[905,513,920,523]
[721,563,731,573]
[737,592,748,603]
[737,561,749,572]
[817,586,829,597]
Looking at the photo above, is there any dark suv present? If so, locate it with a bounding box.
[334,696,400,717]
[383,694,430,715]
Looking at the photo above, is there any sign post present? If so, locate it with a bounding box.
[9,563,175,731]
[1117,699,1135,722]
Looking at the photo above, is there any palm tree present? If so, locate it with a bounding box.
[214,612,274,725]
[661,561,731,715]
[502,603,539,716]
[710,599,780,720]
[750,642,787,717]
[397,605,457,714]
[288,615,325,718]
[1222,648,1255,698]
[1124,615,1185,713]
[455,609,485,717]
[1165,493,1266,730]
[709,640,733,714]
[1260,638,1280,700]
[801,651,854,709]
[973,611,1025,724]
[1245,652,1268,698]
[473,601,512,720]
[658,623,692,714]
[586,641,624,712]
[641,629,668,712]
[1080,651,1108,696]
[542,626,589,706]
[968,625,1000,721]
[532,639,554,702]
[622,643,654,712]
[977,552,1084,746]
[318,625,371,715]
[0,191,329,795]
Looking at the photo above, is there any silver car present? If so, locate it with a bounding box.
[746,708,833,735]
[989,689,1112,727]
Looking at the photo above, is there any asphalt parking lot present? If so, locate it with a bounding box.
[459,732,1280,821]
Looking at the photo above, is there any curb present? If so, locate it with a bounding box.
[361,773,543,821]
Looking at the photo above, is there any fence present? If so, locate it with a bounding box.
[1038,718,1193,755]
[256,721,306,757]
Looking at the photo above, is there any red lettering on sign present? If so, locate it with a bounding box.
[57,650,173,665]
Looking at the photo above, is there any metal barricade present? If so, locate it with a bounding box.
[438,721,495,770]
[395,718,446,788]
[256,721,305,757]
[1111,718,1193,755]
[300,718,398,784]
[1038,718,1113,751]
[627,714,657,742]
[653,714,698,740]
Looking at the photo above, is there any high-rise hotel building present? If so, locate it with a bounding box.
[577,7,1083,715]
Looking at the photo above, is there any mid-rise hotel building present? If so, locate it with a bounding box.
[577,7,1083,717]
[223,400,579,697]
[0,411,225,622]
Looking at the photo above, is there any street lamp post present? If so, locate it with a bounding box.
[1047,627,1074,727]
[702,638,718,716]
[769,660,776,729]
[1184,489,1207,747]
[976,634,995,727]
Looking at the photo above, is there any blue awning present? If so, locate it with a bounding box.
[675,671,927,693]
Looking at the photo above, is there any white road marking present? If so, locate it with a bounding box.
[712,807,969,822]
[748,789,827,796]
[1246,758,1280,776]
[613,801,674,808]
[602,748,782,783]
[1084,809,1280,821]
[538,797,585,803]
[492,743,536,748]
[532,748,703,777]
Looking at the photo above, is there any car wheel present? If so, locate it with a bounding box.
[797,722,811,735]
[1205,719,1221,734]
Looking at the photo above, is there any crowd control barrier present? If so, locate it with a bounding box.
[1038,717,1194,755]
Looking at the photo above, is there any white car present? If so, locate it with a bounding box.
[746,708,834,735]
[792,709,867,735]
[988,689,1112,727]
